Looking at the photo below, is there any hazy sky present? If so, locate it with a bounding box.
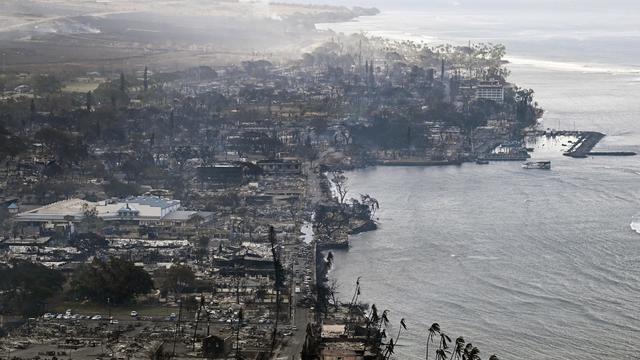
[280,0,640,11]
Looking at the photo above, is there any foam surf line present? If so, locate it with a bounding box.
[506,56,640,74]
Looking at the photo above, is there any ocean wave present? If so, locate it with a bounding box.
[507,56,640,75]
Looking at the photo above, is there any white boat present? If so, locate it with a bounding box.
[522,161,551,169]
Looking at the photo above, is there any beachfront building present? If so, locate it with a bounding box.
[475,80,505,103]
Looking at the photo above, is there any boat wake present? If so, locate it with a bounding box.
[629,215,640,234]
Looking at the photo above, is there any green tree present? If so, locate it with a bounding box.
[32,74,62,94]
[86,91,93,110]
[70,257,153,304]
[157,264,195,295]
[0,260,65,316]
[35,127,88,167]
[78,205,104,233]
[103,178,141,198]
[0,125,26,162]
[70,232,108,255]
[120,72,126,93]
[330,170,349,205]
[314,204,349,240]
[195,235,209,259]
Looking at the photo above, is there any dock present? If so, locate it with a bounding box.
[562,131,605,158]
[588,151,636,156]
[478,153,530,161]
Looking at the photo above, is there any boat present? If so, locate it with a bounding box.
[522,161,551,169]
[476,159,490,165]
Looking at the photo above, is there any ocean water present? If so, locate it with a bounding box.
[314,4,640,359]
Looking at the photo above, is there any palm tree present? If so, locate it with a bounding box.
[426,323,441,360]
[326,251,334,266]
[383,318,407,360]
[347,277,362,332]
[462,344,473,360]
[462,344,480,360]
[369,304,379,324]
[349,276,362,308]
[379,310,390,332]
[488,355,499,360]
[235,308,243,360]
[468,347,480,360]
[374,309,390,354]
[435,349,448,360]
[395,318,407,343]
[439,333,452,352]
[365,304,379,345]
[450,337,465,360]
[383,338,395,360]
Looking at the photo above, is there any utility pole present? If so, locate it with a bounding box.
[236,275,241,304]
[192,305,201,351]
[235,308,243,360]
[358,39,362,73]
[289,262,294,321]
[206,310,211,337]
[172,298,183,359]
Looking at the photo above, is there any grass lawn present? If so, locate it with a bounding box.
[62,81,103,93]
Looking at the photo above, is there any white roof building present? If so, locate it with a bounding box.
[15,196,191,224]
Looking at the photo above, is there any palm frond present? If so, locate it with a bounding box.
[429,322,441,334]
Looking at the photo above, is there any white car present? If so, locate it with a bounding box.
[130,311,138,317]
[109,319,119,324]
[91,315,102,320]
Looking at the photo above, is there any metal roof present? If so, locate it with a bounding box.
[125,196,180,209]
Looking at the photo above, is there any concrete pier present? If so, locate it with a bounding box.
[562,132,606,158]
